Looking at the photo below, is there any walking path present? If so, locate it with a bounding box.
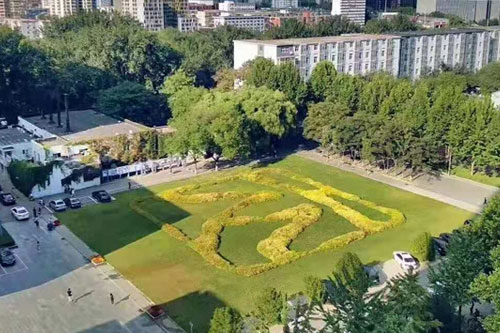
[297,150,498,213]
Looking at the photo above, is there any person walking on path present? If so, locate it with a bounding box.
[128,181,131,190]
[33,207,37,218]
[110,293,114,305]
[67,288,73,303]
[38,207,41,215]
[36,240,40,253]
[34,218,39,228]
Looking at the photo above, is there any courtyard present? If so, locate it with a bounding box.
[59,155,473,332]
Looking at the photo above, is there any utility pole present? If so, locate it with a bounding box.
[64,93,70,132]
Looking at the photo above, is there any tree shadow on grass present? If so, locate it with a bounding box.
[162,291,226,333]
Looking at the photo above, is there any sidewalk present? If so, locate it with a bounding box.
[297,150,498,213]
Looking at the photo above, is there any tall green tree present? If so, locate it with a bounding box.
[208,307,243,333]
[309,61,337,101]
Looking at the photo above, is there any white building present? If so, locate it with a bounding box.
[120,0,164,31]
[0,18,45,39]
[331,0,366,26]
[196,9,218,27]
[177,14,199,31]
[271,0,298,9]
[234,28,500,80]
[417,0,500,23]
[48,0,95,17]
[213,13,266,31]
[218,0,255,11]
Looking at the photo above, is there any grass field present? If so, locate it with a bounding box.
[60,156,473,332]
[452,166,500,187]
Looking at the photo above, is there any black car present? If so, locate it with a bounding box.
[64,197,82,209]
[92,190,111,203]
[0,193,16,206]
[0,249,16,266]
[438,233,452,244]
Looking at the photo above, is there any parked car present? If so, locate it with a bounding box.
[92,190,111,203]
[393,251,419,271]
[49,199,66,212]
[0,193,16,206]
[63,197,82,209]
[433,238,447,256]
[0,249,15,266]
[11,206,30,220]
[438,233,452,244]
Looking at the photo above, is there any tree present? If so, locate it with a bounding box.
[471,245,500,333]
[364,14,418,34]
[238,86,297,153]
[268,62,308,110]
[474,62,500,93]
[304,275,325,303]
[43,14,179,90]
[161,69,195,97]
[0,27,53,122]
[332,252,370,295]
[375,272,440,333]
[208,307,243,333]
[429,231,490,332]
[97,81,168,126]
[244,57,275,88]
[309,61,337,101]
[253,287,286,329]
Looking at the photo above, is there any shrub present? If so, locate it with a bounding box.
[8,160,62,196]
[209,307,243,333]
[332,252,369,292]
[253,288,286,327]
[304,276,325,303]
[410,232,433,262]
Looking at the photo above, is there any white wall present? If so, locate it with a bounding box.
[18,117,56,140]
[30,164,101,198]
[234,41,260,69]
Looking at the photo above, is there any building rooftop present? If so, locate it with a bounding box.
[27,110,149,146]
[0,127,34,146]
[235,34,399,46]
[393,28,487,37]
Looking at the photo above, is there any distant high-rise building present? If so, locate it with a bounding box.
[0,0,30,18]
[120,0,165,30]
[271,0,298,9]
[164,0,187,27]
[49,0,95,17]
[331,0,366,26]
[417,0,500,23]
[0,0,7,18]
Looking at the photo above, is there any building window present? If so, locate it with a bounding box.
[332,54,336,61]
[348,64,352,71]
[381,50,385,56]
[314,56,318,63]
[349,53,353,60]
[365,63,368,70]
[365,51,369,58]
[417,47,420,53]
[314,45,318,50]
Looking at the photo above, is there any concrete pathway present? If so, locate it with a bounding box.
[297,150,498,213]
[0,169,183,333]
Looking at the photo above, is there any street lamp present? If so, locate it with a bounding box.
[64,93,71,132]
[189,321,193,333]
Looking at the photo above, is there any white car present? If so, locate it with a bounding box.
[11,206,30,221]
[49,199,67,212]
[393,251,419,271]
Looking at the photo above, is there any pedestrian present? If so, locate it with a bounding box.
[484,197,488,205]
[128,181,131,190]
[34,218,39,228]
[110,293,114,305]
[67,288,73,303]
[33,207,37,218]
[71,188,75,198]
[36,240,40,252]
[38,207,41,215]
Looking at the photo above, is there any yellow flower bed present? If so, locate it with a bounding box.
[129,167,406,276]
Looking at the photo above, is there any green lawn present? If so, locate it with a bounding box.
[452,166,500,188]
[59,156,473,332]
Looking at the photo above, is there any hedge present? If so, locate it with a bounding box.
[410,232,433,262]
[129,168,406,276]
[7,160,62,197]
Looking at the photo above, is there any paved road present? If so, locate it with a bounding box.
[0,169,182,333]
[298,150,499,213]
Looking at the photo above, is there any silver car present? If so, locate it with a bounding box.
[49,199,67,212]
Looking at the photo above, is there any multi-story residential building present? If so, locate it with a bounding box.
[177,13,198,31]
[164,0,188,27]
[234,28,500,80]
[213,13,266,31]
[331,0,366,26]
[0,0,6,18]
[269,10,330,26]
[50,0,78,17]
[119,0,164,30]
[218,0,255,11]
[271,0,298,9]
[0,17,45,38]
[196,9,218,27]
[417,0,500,23]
